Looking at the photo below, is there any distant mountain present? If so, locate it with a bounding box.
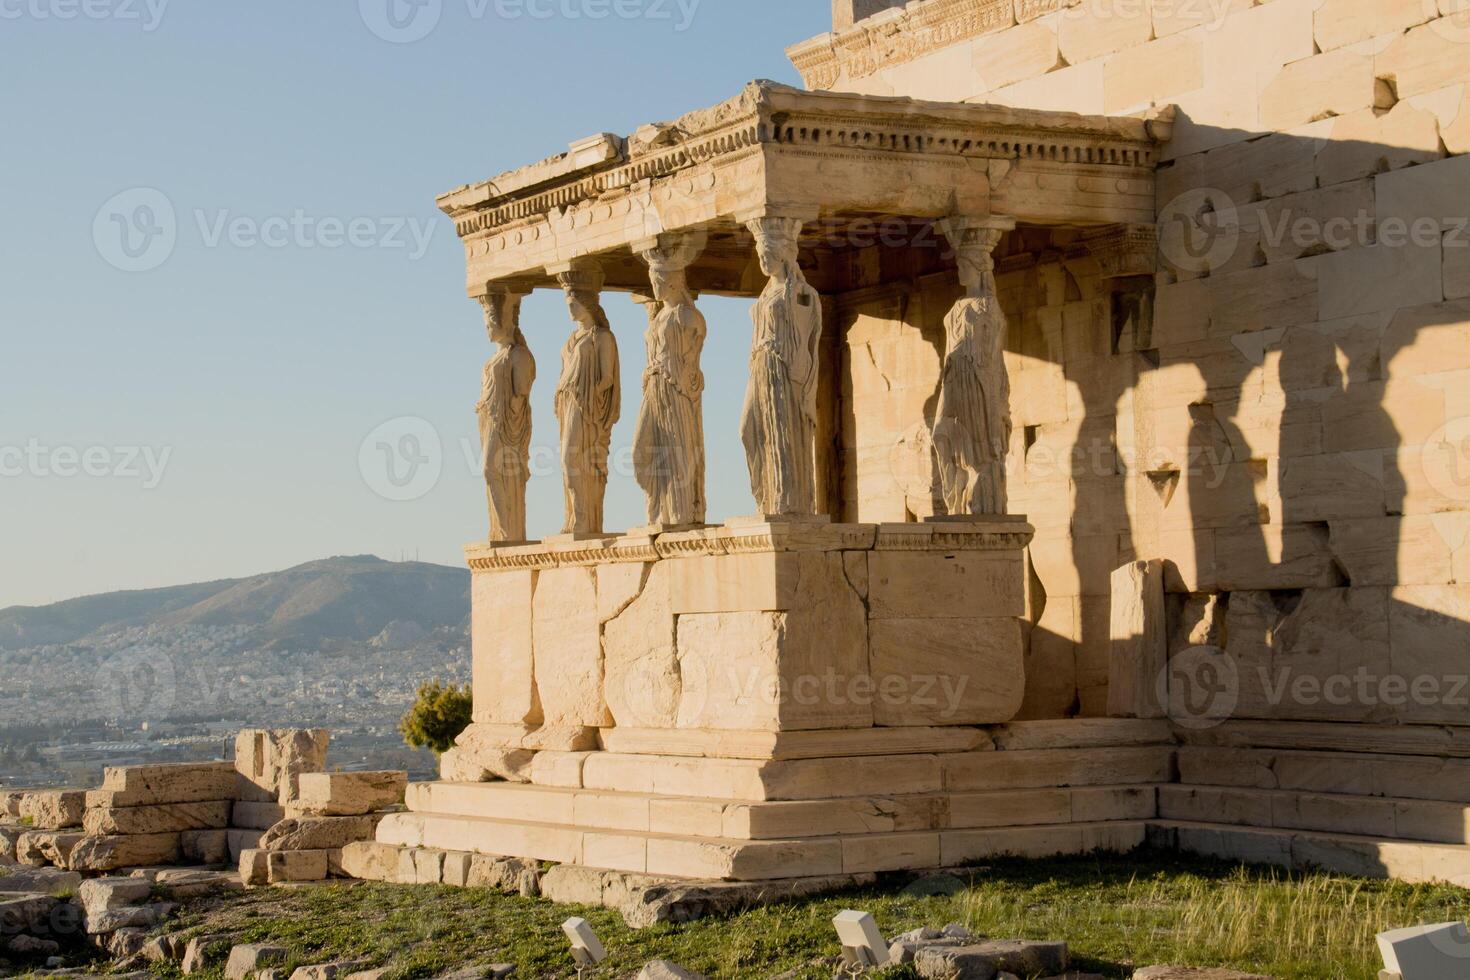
[0,556,470,652]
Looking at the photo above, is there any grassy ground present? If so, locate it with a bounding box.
[121,849,1470,980]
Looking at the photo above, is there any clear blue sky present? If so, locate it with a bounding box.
[0,1,834,607]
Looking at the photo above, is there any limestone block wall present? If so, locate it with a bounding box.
[805,0,1470,724]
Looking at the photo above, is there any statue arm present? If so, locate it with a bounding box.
[512,348,536,399]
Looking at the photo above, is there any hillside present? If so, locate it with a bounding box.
[0,556,470,652]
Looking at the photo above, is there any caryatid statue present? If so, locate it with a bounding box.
[932,215,1017,516]
[633,235,707,528]
[740,215,823,517]
[554,263,621,536]
[476,288,536,543]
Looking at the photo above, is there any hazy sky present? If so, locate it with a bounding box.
[1,1,833,607]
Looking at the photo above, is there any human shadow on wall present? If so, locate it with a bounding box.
[1132,118,1470,738]
[996,116,1470,735]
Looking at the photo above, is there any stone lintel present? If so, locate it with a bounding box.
[463,518,1036,571]
[439,81,1163,299]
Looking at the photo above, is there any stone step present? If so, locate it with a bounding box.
[406,781,1160,839]
[1161,784,1470,844]
[376,810,1149,881]
[519,745,1177,801]
[1177,745,1470,804]
[1150,820,1470,886]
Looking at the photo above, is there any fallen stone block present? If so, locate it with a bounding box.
[228,828,265,862]
[225,943,290,980]
[240,849,271,887]
[638,961,708,980]
[266,850,330,884]
[69,833,182,872]
[915,939,1069,979]
[1132,970,1271,980]
[233,802,289,831]
[182,933,234,975]
[141,932,189,963]
[466,853,540,895]
[0,894,61,935]
[0,866,83,895]
[19,792,86,831]
[15,830,85,868]
[94,762,238,808]
[336,841,404,883]
[85,903,174,936]
[294,773,406,817]
[78,877,153,917]
[182,828,231,865]
[7,933,61,957]
[261,815,383,852]
[0,793,24,819]
[0,825,21,862]
[288,960,371,980]
[104,926,151,960]
[235,729,330,804]
[84,800,233,836]
[539,865,878,929]
[153,868,245,898]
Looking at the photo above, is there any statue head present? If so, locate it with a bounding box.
[480,291,523,346]
[746,216,804,282]
[955,247,996,299]
[565,288,611,333]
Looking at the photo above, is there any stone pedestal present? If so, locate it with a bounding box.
[461,518,1033,753]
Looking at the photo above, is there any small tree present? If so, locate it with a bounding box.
[399,681,472,755]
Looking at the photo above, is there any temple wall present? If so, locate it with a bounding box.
[815,0,1470,725]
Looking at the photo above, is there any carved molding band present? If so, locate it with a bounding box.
[463,520,1036,571]
[788,0,1034,90]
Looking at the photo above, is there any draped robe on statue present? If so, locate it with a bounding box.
[740,277,821,515]
[556,326,620,534]
[477,334,534,541]
[633,301,707,526]
[933,293,1011,515]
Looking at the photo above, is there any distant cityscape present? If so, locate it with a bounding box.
[0,621,467,790]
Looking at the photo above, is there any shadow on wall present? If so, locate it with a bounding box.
[962,117,1470,725]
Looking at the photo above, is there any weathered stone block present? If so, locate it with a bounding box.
[261,815,383,851]
[868,552,1024,619]
[533,566,610,729]
[69,832,183,872]
[95,761,237,808]
[294,772,406,816]
[1107,560,1167,720]
[84,800,233,836]
[20,790,85,830]
[181,829,231,865]
[226,944,290,980]
[869,618,1025,726]
[265,849,329,884]
[472,570,539,726]
[235,729,330,804]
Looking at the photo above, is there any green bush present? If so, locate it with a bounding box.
[399,681,472,755]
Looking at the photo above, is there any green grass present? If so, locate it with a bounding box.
[125,850,1470,980]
